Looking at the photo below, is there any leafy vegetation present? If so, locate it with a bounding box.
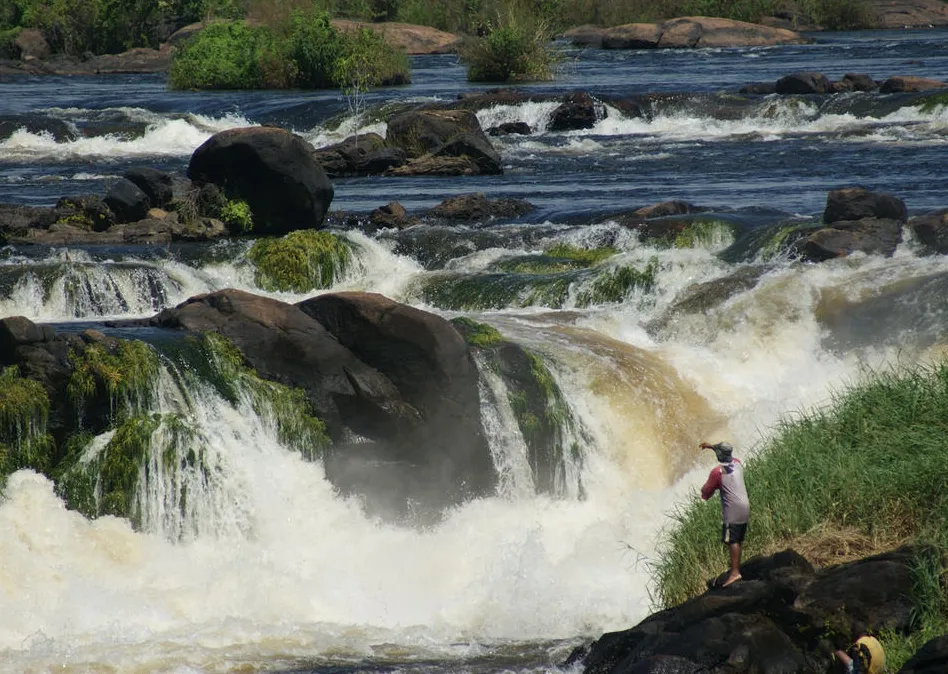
[653,361,948,668]
[169,6,409,90]
[575,257,659,307]
[220,198,253,233]
[247,229,352,293]
[459,6,560,83]
[67,339,160,422]
[0,366,53,475]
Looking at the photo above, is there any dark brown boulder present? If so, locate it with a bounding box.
[370,201,417,230]
[487,121,532,136]
[549,92,602,132]
[0,114,75,142]
[386,108,485,158]
[775,71,833,94]
[824,187,907,224]
[797,218,903,261]
[297,291,496,507]
[104,177,150,224]
[425,192,535,221]
[0,204,56,236]
[909,209,948,253]
[430,131,502,174]
[54,194,115,232]
[579,547,921,674]
[187,126,334,235]
[834,72,879,92]
[124,167,174,209]
[879,75,948,93]
[149,289,415,442]
[311,132,406,177]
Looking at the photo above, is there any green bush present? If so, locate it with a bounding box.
[169,20,268,89]
[288,8,345,88]
[334,25,410,89]
[459,7,560,82]
[220,198,253,233]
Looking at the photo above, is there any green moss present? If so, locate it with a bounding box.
[0,366,54,475]
[97,414,161,521]
[422,272,575,310]
[673,219,735,249]
[220,198,253,233]
[760,223,810,260]
[54,212,95,229]
[576,257,659,307]
[543,243,618,265]
[202,332,330,458]
[914,91,948,114]
[451,316,505,348]
[67,339,160,418]
[248,230,352,293]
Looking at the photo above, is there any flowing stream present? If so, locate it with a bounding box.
[2,27,948,674]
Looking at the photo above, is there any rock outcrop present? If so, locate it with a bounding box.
[563,16,810,49]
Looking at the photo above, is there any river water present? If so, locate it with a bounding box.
[1,28,948,674]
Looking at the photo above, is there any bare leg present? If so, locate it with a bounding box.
[722,542,742,586]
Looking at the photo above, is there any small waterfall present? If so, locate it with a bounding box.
[474,352,535,498]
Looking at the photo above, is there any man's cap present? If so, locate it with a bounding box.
[849,635,885,674]
[708,442,733,462]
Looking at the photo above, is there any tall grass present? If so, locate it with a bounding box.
[459,4,561,82]
[653,362,948,665]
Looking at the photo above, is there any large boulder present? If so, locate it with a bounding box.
[658,17,809,48]
[311,132,406,177]
[549,92,603,132]
[909,209,948,253]
[898,634,948,674]
[880,75,948,93]
[386,108,485,158]
[124,167,175,209]
[297,291,496,509]
[823,187,908,224]
[796,218,904,261]
[104,177,151,224]
[775,71,833,94]
[187,126,334,235]
[331,20,460,54]
[578,547,921,674]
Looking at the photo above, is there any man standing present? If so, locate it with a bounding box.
[699,441,749,587]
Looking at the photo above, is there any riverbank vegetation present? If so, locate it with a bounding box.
[1,0,875,61]
[654,361,948,669]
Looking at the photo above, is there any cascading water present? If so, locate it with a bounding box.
[4,28,948,674]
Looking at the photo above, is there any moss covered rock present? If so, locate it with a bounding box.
[248,230,352,293]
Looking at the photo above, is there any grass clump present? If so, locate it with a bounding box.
[451,316,505,348]
[673,220,735,249]
[653,361,948,662]
[915,92,948,114]
[67,339,160,421]
[202,332,330,458]
[247,230,352,293]
[459,6,561,83]
[220,198,253,233]
[544,243,618,266]
[0,366,54,475]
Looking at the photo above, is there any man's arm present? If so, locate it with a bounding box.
[701,466,721,501]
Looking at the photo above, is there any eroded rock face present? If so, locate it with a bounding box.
[296,291,496,512]
[188,126,334,235]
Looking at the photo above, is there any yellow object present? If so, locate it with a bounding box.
[851,635,886,674]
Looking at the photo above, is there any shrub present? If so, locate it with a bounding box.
[334,25,410,89]
[288,7,345,88]
[459,6,561,83]
[169,20,267,89]
[220,198,253,233]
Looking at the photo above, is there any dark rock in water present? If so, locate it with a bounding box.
[312,132,406,177]
[430,131,503,175]
[425,192,535,221]
[898,633,948,674]
[823,187,907,224]
[578,547,919,674]
[0,114,75,142]
[775,71,832,94]
[487,121,532,136]
[0,204,57,235]
[386,154,483,176]
[124,167,174,209]
[54,194,115,232]
[386,108,485,158]
[740,82,777,95]
[797,217,903,261]
[909,208,948,253]
[105,177,151,224]
[549,92,602,132]
[297,291,496,514]
[188,126,334,235]
[369,201,417,230]
[833,72,878,92]
[879,75,948,93]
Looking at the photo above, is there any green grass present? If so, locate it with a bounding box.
[459,5,561,83]
[247,230,352,293]
[654,362,948,664]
